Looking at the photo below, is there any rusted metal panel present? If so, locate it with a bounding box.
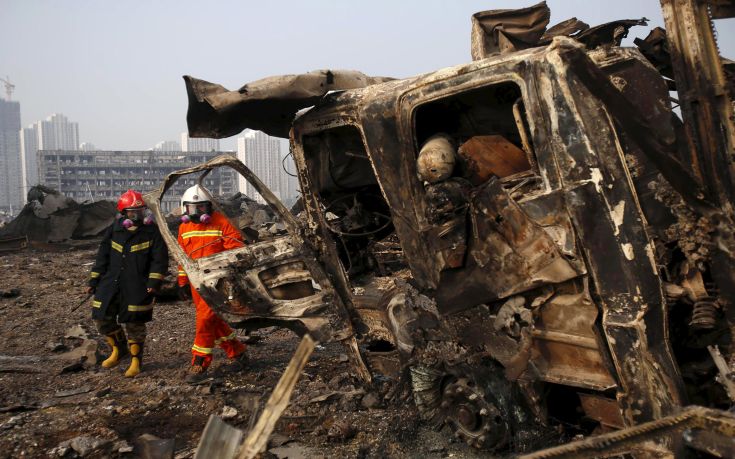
[554,38,712,215]
[531,291,617,390]
[566,179,684,425]
[660,0,735,207]
[471,1,550,59]
[518,190,585,273]
[531,39,687,426]
[458,135,531,183]
[578,393,625,429]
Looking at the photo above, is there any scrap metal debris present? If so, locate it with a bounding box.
[470,1,647,59]
[236,334,316,458]
[520,406,735,458]
[708,345,735,402]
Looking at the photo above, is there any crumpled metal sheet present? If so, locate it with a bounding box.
[573,17,648,49]
[539,17,590,42]
[433,178,578,314]
[470,1,551,59]
[184,70,394,139]
[634,27,674,80]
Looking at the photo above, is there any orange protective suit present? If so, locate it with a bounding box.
[177,211,246,368]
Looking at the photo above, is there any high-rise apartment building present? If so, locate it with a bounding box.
[0,99,22,212]
[237,130,282,203]
[236,131,300,205]
[38,114,79,150]
[20,113,80,200]
[79,142,96,151]
[153,140,181,152]
[181,132,219,152]
[19,125,38,194]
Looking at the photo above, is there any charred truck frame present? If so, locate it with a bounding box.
[145,1,735,456]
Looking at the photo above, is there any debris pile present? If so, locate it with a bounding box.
[216,192,279,241]
[0,186,116,243]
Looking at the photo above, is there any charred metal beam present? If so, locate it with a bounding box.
[659,0,735,207]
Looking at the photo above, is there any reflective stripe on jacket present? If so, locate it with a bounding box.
[176,211,244,286]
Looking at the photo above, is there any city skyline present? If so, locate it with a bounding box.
[4,1,731,151]
[0,100,299,210]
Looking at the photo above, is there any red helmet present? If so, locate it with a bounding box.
[117,189,145,211]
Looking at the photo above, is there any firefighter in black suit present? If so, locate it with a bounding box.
[87,190,168,377]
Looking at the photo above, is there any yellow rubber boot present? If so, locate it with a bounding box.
[101,329,127,368]
[125,341,143,377]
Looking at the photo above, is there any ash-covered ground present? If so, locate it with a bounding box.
[0,242,491,458]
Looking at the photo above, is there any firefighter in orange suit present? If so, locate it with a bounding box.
[176,184,248,384]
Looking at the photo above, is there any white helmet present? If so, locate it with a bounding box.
[417,134,456,183]
[181,184,213,208]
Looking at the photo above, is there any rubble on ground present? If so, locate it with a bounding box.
[0,186,116,244]
[0,243,490,458]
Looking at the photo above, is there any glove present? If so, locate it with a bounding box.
[178,284,192,301]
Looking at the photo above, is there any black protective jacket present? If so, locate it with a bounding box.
[88,218,169,322]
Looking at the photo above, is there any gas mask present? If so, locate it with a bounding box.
[181,202,212,224]
[122,207,154,229]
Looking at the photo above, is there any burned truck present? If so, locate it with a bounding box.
[145,1,735,455]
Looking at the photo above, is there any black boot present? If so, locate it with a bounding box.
[220,352,249,373]
[185,356,211,385]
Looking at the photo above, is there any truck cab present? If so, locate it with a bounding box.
[289,37,689,449]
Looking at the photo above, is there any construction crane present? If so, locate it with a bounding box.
[0,76,15,100]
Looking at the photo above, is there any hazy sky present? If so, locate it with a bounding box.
[2,0,733,151]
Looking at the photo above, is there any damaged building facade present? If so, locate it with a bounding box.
[141,1,735,457]
[39,149,237,213]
